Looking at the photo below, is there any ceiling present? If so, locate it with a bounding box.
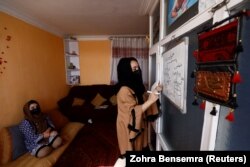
[0,0,158,37]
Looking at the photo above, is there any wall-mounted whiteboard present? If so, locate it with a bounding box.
[162,37,189,113]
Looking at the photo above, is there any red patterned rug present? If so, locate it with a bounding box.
[54,120,120,167]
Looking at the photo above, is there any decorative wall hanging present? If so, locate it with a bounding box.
[0,26,12,75]
[193,65,236,107]
[195,19,238,63]
[191,10,250,121]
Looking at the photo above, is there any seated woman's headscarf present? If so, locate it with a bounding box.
[117,57,145,104]
[23,100,48,134]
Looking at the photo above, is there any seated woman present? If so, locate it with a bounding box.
[19,100,62,158]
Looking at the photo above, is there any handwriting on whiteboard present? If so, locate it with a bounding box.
[162,38,188,113]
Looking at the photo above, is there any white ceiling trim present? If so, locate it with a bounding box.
[76,34,147,41]
[76,35,110,41]
[139,0,159,15]
[0,1,63,37]
[149,0,160,15]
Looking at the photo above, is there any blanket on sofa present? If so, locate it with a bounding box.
[54,112,120,167]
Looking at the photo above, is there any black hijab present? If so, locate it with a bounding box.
[116,57,145,104]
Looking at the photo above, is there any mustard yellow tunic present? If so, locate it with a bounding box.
[116,86,159,155]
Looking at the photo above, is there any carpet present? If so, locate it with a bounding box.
[54,120,120,167]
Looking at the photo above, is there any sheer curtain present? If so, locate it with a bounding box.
[110,37,149,87]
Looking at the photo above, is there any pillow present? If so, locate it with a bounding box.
[0,125,28,165]
[109,94,117,106]
[72,98,85,106]
[91,93,107,107]
[8,125,28,160]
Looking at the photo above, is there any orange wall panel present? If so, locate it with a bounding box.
[0,12,69,127]
[79,40,111,85]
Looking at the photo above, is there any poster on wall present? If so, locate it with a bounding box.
[162,37,189,114]
[167,0,198,26]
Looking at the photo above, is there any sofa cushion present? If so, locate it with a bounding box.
[8,125,28,160]
[72,98,85,106]
[109,94,117,106]
[91,93,107,107]
[0,125,28,165]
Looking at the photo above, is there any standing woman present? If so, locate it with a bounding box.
[116,57,162,158]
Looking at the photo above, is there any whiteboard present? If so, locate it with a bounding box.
[162,37,189,113]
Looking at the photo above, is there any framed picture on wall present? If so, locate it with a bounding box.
[166,0,198,35]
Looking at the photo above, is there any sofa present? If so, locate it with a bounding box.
[0,109,84,167]
[57,84,119,124]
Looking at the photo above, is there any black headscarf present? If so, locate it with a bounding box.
[116,57,145,104]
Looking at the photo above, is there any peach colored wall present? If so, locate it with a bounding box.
[79,40,111,85]
[0,12,69,127]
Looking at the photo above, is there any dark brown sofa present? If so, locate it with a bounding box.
[57,84,119,124]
